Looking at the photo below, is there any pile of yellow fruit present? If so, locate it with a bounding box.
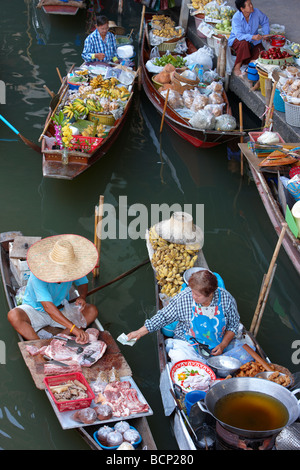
[148,225,199,298]
[61,124,73,148]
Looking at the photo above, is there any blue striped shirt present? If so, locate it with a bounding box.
[82,29,117,63]
[145,286,240,341]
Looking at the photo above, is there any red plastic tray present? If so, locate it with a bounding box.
[43,372,95,412]
[249,131,285,144]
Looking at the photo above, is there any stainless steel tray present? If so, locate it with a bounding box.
[45,376,153,430]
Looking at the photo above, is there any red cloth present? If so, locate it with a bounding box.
[231,39,264,66]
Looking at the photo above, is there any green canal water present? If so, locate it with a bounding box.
[0,0,299,450]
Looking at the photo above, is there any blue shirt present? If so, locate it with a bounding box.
[144,286,240,341]
[228,8,269,47]
[22,273,88,312]
[82,29,117,63]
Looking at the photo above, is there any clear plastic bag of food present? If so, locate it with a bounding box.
[161,89,184,108]
[191,93,209,112]
[189,109,215,129]
[208,92,224,104]
[204,1,221,19]
[204,103,225,117]
[214,114,237,131]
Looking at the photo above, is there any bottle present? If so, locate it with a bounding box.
[198,64,204,83]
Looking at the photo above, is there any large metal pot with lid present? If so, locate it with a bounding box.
[198,377,300,439]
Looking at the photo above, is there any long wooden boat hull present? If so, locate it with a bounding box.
[0,231,156,450]
[37,1,85,15]
[42,87,134,180]
[141,15,244,148]
[239,143,300,276]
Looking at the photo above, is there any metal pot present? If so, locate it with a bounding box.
[198,377,300,438]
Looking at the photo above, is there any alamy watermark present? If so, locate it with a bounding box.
[95,197,205,241]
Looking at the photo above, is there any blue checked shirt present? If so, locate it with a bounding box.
[145,287,240,341]
[82,30,117,62]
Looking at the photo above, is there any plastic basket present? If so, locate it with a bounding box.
[249,131,285,143]
[44,372,95,412]
[274,88,285,112]
[93,427,142,449]
[69,135,104,153]
[285,101,300,127]
[258,70,268,97]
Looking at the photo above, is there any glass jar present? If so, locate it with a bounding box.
[62,147,69,165]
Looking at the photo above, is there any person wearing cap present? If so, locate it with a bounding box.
[228,0,269,77]
[7,235,99,342]
[127,269,240,356]
[82,15,117,63]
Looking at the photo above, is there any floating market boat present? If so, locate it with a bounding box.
[145,219,297,450]
[239,142,300,276]
[41,63,136,180]
[37,0,86,15]
[140,13,244,148]
[0,231,156,451]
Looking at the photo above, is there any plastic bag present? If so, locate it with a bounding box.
[204,103,225,117]
[204,1,221,20]
[215,114,237,131]
[189,109,215,129]
[16,286,26,306]
[150,46,160,59]
[61,299,87,329]
[286,174,300,201]
[184,46,214,71]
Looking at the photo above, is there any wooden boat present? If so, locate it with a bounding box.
[0,231,156,451]
[37,0,85,15]
[41,63,135,180]
[145,226,296,450]
[239,142,300,276]
[140,14,244,148]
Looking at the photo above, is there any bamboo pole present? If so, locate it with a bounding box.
[250,222,287,336]
[239,102,244,176]
[139,5,146,44]
[93,195,104,278]
[264,80,278,130]
[160,89,170,133]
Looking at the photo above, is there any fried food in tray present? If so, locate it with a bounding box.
[235,361,291,387]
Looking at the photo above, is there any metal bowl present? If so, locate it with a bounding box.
[206,356,242,378]
[255,371,292,387]
[183,267,207,284]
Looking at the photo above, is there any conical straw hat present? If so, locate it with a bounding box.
[27,234,98,283]
[155,212,204,249]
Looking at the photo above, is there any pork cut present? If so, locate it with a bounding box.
[95,380,149,418]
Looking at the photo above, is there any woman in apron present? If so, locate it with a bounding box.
[127,270,241,357]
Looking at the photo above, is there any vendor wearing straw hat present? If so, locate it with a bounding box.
[7,235,99,342]
[82,15,117,63]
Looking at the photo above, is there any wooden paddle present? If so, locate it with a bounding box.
[0,114,41,153]
[67,258,150,305]
[242,344,273,371]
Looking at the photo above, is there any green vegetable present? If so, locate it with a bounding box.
[153,54,186,68]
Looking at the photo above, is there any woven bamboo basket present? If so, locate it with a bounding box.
[88,112,115,126]
[172,71,200,91]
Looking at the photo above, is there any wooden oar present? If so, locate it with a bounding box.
[0,114,41,153]
[68,258,150,305]
[264,80,278,129]
[38,85,68,142]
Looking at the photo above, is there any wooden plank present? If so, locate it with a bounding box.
[18,330,132,390]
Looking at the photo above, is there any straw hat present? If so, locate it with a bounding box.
[155,212,204,249]
[26,234,98,283]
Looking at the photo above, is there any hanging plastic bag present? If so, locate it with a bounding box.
[61,299,87,329]
[150,46,160,59]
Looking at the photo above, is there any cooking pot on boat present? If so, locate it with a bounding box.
[198,377,300,439]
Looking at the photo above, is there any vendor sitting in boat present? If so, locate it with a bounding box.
[7,234,99,342]
[82,15,117,63]
[127,268,240,356]
[228,0,270,77]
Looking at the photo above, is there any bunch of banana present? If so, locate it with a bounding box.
[75,68,88,76]
[62,103,75,120]
[72,98,88,115]
[148,225,199,297]
[86,98,103,113]
[81,122,106,137]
